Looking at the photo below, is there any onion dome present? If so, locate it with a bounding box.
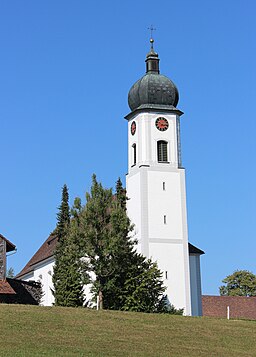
[128,39,179,112]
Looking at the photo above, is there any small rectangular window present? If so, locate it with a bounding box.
[165,271,168,279]
[164,215,167,224]
[132,144,136,166]
[163,182,165,191]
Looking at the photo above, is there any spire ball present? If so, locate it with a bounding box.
[128,41,179,111]
[150,38,154,49]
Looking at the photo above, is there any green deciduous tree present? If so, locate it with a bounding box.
[219,270,256,297]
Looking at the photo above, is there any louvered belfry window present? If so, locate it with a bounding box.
[157,141,168,162]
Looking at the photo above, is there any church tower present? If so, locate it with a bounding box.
[125,39,192,315]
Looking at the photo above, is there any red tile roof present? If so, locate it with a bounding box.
[0,234,16,252]
[0,280,16,294]
[16,232,57,278]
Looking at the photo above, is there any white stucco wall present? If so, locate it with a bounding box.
[148,171,183,239]
[20,258,96,307]
[128,112,179,168]
[21,257,55,306]
[126,110,192,315]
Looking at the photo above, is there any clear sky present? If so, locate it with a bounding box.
[1,0,255,295]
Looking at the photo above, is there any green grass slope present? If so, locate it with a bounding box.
[0,304,255,357]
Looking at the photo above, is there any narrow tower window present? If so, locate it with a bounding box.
[163,182,166,191]
[165,271,168,280]
[132,144,136,166]
[157,141,168,162]
[164,215,167,224]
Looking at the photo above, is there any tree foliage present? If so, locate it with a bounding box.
[56,184,70,244]
[78,175,168,312]
[6,267,14,278]
[52,176,180,313]
[122,260,166,312]
[53,184,88,307]
[219,270,256,297]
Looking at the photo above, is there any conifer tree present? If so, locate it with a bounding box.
[53,185,87,306]
[115,177,127,211]
[56,184,70,244]
[6,267,15,278]
[80,175,167,312]
[53,216,88,307]
[80,174,115,308]
[122,260,166,312]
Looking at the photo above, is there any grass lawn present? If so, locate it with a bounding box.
[0,304,255,357]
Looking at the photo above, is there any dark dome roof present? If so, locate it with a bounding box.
[128,41,179,112]
[128,73,179,111]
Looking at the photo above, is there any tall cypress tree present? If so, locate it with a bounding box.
[53,215,88,307]
[53,185,87,306]
[56,184,70,244]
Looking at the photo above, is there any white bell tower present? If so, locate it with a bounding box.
[126,39,192,315]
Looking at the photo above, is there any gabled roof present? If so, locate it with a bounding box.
[16,232,57,278]
[16,229,204,279]
[188,243,204,255]
[0,234,16,252]
[0,280,16,294]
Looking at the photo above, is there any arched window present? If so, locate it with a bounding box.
[157,140,168,162]
[132,144,136,166]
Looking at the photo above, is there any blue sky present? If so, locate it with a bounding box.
[1,0,255,295]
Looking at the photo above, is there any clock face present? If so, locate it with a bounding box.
[131,121,136,135]
[155,117,169,131]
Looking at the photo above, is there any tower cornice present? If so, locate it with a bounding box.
[125,104,183,121]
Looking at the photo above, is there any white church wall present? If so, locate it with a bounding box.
[128,113,179,168]
[126,109,192,315]
[147,170,183,239]
[33,258,55,306]
[21,257,55,306]
[20,258,101,307]
[149,242,188,311]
